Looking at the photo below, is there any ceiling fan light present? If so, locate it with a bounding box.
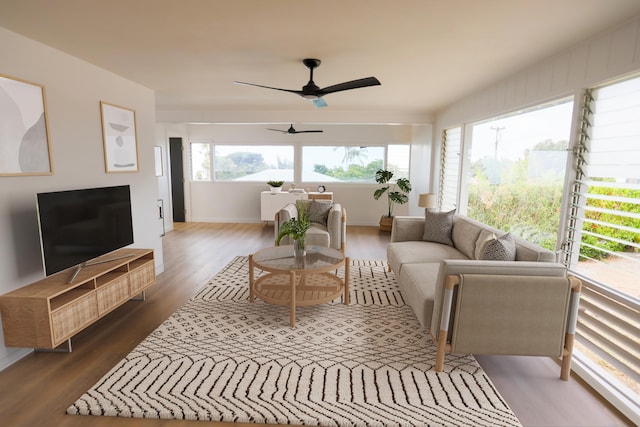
[302,94,318,100]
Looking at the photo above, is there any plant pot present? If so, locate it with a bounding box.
[270,186,282,194]
[379,215,393,232]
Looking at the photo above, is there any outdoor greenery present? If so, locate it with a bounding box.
[467,139,639,260]
[213,151,293,180]
[468,183,562,251]
[466,139,566,251]
[580,181,640,259]
[314,159,383,182]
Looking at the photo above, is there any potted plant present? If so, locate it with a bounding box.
[276,204,312,257]
[373,169,411,231]
[267,180,284,194]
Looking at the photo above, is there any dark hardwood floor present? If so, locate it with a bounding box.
[0,222,632,427]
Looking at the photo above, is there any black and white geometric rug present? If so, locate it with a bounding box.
[67,257,521,426]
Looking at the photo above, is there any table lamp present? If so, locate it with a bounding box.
[418,193,437,212]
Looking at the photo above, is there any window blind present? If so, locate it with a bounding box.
[439,127,461,212]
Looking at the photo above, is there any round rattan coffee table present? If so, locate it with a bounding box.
[249,245,350,327]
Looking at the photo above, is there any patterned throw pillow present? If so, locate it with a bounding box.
[306,200,333,225]
[478,232,516,261]
[422,209,455,246]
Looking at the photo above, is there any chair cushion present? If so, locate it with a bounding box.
[423,209,455,246]
[305,223,330,248]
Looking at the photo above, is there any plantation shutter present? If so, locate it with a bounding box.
[564,81,640,269]
[563,82,640,397]
[439,127,461,212]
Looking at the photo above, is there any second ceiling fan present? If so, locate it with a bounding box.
[268,124,323,134]
[235,58,381,108]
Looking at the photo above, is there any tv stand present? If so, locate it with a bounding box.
[0,248,155,351]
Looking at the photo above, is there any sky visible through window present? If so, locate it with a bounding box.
[471,101,574,161]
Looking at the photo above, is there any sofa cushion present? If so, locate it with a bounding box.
[452,216,484,259]
[478,233,516,261]
[423,209,455,246]
[513,236,556,262]
[398,263,440,329]
[387,241,468,274]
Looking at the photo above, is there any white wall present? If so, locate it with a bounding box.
[0,27,163,369]
[435,15,640,141]
[156,122,433,226]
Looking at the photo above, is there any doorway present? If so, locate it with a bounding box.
[169,137,185,222]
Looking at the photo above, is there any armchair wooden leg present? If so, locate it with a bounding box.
[435,275,459,372]
[561,333,574,381]
[435,330,448,372]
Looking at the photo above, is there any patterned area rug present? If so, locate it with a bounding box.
[67,257,521,426]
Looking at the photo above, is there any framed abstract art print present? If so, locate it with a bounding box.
[100,101,139,173]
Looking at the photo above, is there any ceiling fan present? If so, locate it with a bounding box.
[234,58,381,108]
[267,124,323,134]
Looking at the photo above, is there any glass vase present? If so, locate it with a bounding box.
[293,237,306,258]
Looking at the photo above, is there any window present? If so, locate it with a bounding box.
[190,142,211,181]
[215,145,294,181]
[190,143,294,182]
[387,145,410,180]
[463,100,574,250]
[564,78,640,405]
[301,146,387,182]
[190,143,409,183]
[567,79,640,279]
[439,127,461,212]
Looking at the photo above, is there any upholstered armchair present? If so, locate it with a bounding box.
[275,200,346,253]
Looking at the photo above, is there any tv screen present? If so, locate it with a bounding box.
[36,185,134,276]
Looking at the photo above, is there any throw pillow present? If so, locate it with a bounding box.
[474,229,495,259]
[307,200,332,225]
[423,209,455,246]
[478,232,516,261]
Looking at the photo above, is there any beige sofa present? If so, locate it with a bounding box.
[388,213,581,380]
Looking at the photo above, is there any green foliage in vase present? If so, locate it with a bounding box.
[276,203,312,245]
[267,180,284,187]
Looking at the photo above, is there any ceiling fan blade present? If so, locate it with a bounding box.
[313,98,328,108]
[318,77,381,95]
[234,81,302,96]
[267,124,324,134]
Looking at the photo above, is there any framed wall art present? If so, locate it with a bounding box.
[100,101,139,173]
[0,73,53,176]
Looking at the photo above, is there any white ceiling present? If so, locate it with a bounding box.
[2,0,640,121]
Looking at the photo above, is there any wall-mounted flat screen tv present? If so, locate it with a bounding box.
[36,185,134,277]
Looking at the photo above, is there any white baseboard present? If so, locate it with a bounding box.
[572,352,640,426]
[0,347,32,372]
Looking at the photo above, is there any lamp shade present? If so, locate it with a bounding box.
[418,193,437,209]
